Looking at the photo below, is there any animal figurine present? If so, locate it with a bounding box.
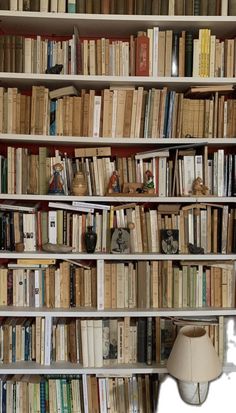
[192,177,209,196]
[46,64,63,74]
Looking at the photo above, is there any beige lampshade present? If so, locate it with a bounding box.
[167,325,222,382]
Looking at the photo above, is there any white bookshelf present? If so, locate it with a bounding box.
[0,194,235,203]
[0,307,236,318]
[1,72,235,89]
[0,252,235,260]
[1,134,236,146]
[0,11,235,36]
[0,9,235,384]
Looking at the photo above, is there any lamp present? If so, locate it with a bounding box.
[167,325,222,405]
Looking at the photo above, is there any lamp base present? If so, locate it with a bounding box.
[177,381,209,405]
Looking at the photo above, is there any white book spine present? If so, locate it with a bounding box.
[158,157,167,196]
[34,269,40,308]
[44,316,52,366]
[153,27,159,76]
[93,96,102,138]
[58,0,66,13]
[82,375,89,413]
[10,0,18,10]
[87,320,95,367]
[50,0,58,12]
[97,259,105,310]
[195,155,203,180]
[99,379,107,413]
[81,320,89,367]
[217,149,224,196]
[48,210,57,244]
[94,320,103,367]
[40,0,49,12]
[221,0,228,15]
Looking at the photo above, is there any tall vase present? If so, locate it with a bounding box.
[85,226,97,253]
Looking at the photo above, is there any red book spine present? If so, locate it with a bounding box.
[135,35,149,76]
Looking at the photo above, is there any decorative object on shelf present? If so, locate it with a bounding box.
[42,243,73,253]
[123,182,144,194]
[72,171,87,196]
[192,177,209,196]
[15,242,24,252]
[48,163,65,195]
[167,325,222,405]
[45,64,63,74]
[188,243,205,254]
[108,170,120,193]
[84,226,97,253]
[110,228,130,253]
[143,170,155,193]
[161,229,179,254]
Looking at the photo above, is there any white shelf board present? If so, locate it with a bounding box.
[0,252,235,260]
[0,361,167,374]
[0,11,236,36]
[0,73,235,90]
[0,194,235,202]
[1,134,236,146]
[1,307,236,318]
[0,361,233,374]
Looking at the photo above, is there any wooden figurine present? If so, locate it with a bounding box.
[192,177,209,196]
[108,170,120,193]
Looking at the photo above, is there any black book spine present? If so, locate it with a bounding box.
[146,317,153,365]
[7,269,13,305]
[194,0,201,15]
[9,211,15,251]
[160,0,168,14]
[185,32,193,76]
[137,318,147,362]
[171,33,179,76]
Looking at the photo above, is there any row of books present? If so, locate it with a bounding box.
[1,260,234,310]
[1,86,236,139]
[103,261,235,310]
[0,374,159,413]
[1,29,236,78]
[0,262,97,309]
[0,202,235,254]
[0,316,223,367]
[3,145,236,198]
[1,0,236,16]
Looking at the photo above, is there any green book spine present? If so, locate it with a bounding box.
[229,0,236,15]
[85,0,93,13]
[160,0,168,14]
[93,0,101,13]
[208,0,217,14]
[200,0,208,15]
[145,0,152,14]
[194,0,201,15]
[185,32,193,76]
[151,0,160,14]
[76,0,85,13]
[116,0,125,13]
[135,0,144,14]
[185,0,193,14]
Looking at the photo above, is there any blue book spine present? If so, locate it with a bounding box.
[166,91,175,139]
[24,324,30,361]
[163,91,170,138]
[12,326,16,362]
[40,380,46,413]
[50,100,57,136]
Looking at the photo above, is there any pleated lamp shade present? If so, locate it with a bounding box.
[167,325,222,382]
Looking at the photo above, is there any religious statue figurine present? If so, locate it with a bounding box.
[192,177,209,196]
[108,170,120,193]
[48,163,65,194]
[143,170,155,193]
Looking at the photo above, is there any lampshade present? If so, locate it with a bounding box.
[167,325,222,382]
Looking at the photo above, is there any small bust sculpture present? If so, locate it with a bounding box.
[143,170,155,193]
[192,177,209,196]
[108,170,120,193]
[45,64,63,74]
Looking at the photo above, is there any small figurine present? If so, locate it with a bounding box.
[108,170,120,193]
[143,170,155,193]
[45,64,63,74]
[188,243,205,254]
[192,177,209,196]
[48,163,65,194]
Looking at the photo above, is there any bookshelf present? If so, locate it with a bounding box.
[0,4,236,411]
